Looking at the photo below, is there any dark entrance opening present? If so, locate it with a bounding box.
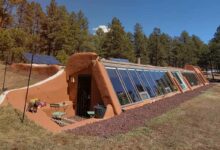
[76,75,91,117]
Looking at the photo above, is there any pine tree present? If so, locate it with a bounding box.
[209,25,220,78]
[93,28,106,57]
[65,10,94,54]
[170,37,183,67]
[9,28,30,62]
[102,17,135,61]
[148,28,167,66]
[75,10,94,52]
[0,29,13,59]
[0,28,30,62]
[41,0,58,55]
[16,1,45,34]
[180,31,195,66]
[41,0,70,56]
[191,35,207,65]
[134,23,148,64]
[0,0,22,28]
[16,0,45,54]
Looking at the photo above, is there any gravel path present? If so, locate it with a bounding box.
[68,84,214,137]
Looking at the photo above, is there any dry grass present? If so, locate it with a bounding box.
[109,84,220,149]
[0,63,48,94]
[0,84,220,149]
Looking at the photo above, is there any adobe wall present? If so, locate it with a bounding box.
[92,61,122,115]
[0,70,70,132]
[66,52,98,78]
[66,52,122,116]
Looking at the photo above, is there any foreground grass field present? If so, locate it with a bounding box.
[0,84,219,149]
[0,63,48,94]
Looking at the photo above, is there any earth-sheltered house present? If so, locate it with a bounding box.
[0,52,209,132]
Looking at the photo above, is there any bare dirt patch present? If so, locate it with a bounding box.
[0,63,50,94]
[69,84,214,137]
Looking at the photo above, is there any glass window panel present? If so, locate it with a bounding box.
[159,71,177,92]
[157,72,173,93]
[117,69,142,102]
[128,69,150,100]
[191,73,200,85]
[144,71,163,95]
[172,72,187,90]
[136,70,156,97]
[154,71,170,94]
[164,72,178,91]
[182,73,190,85]
[182,72,200,87]
[172,72,183,84]
[106,68,131,105]
[128,70,145,92]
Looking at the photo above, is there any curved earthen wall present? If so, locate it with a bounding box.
[1,70,69,132]
[10,63,61,76]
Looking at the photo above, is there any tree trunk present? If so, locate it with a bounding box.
[48,41,51,56]
[210,60,215,80]
[137,57,141,64]
[10,52,14,63]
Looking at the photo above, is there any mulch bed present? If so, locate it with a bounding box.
[68,84,214,137]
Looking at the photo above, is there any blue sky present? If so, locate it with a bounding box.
[36,0,220,43]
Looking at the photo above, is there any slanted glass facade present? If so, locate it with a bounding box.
[182,72,200,87]
[106,68,131,105]
[136,70,156,97]
[117,68,142,103]
[105,66,177,106]
[127,69,150,100]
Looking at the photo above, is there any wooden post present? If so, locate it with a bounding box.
[21,51,34,123]
[2,54,8,92]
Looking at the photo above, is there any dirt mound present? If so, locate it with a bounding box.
[10,63,61,76]
[68,84,214,137]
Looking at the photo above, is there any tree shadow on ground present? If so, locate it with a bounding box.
[209,79,220,83]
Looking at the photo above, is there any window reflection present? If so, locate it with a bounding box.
[159,72,174,93]
[172,72,187,90]
[128,70,150,100]
[146,71,164,95]
[106,66,180,106]
[182,72,200,87]
[164,72,177,91]
[106,68,131,105]
[136,71,156,97]
[117,69,141,102]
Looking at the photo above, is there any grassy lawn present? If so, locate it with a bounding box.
[0,63,48,94]
[0,84,219,149]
